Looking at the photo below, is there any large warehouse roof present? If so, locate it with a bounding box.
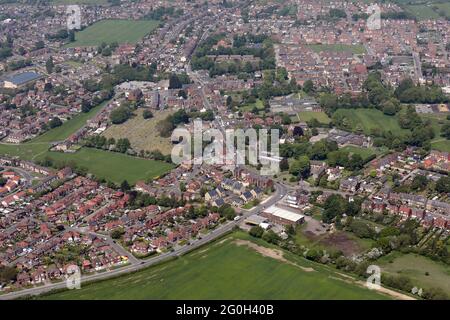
[263,205,304,223]
[4,71,42,85]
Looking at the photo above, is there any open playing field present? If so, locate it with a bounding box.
[0,101,106,161]
[339,146,379,161]
[240,99,265,113]
[332,109,409,136]
[404,4,441,20]
[377,252,450,296]
[43,148,174,184]
[103,108,175,156]
[307,44,366,55]
[67,19,159,47]
[419,113,450,152]
[295,111,331,124]
[41,232,389,300]
[431,139,450,152]
[0,101,174,184]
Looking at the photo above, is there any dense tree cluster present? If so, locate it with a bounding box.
[144,6,183,20]
[156,109,190,137]
[191,33,276,77]
[110,106,132,124]
[83,63,157,92]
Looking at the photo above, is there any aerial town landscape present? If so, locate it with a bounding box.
[0,0,449,303]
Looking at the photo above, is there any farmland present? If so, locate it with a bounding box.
[377,252,450,296]
[102,108,175,156]
[332,109,409,136]
[67,19,159,47]
[41,232,389,300]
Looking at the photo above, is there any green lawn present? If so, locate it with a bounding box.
[41,232,389,300]
[339,146,378,161]
[307,44,366,55]
[431,139,450,152]
[240,99,264,112]
[333,109,409,136]
[44,148,174,184]
[377,252,450,296]
[296,111,331,124]
[67,19,159,47]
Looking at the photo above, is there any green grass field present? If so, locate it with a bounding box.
[0,101,106,160]
[103,109,175,156]
[41,232,389,300]
[295,223,374,257]
[339,146,379,160]
[431,139,450,152]
[404,4,441,20]
[296,111,331,124]
[307,44,366,55]
[0,100,174,184]
[333,109,408,136]
[240,99,264,112]
[433,3,450,18]
[377,252,450,296]
[44,148,174,184]
[67,19,159,47]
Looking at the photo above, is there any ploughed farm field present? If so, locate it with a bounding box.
[41,232,390,300]
[67,19,159,47]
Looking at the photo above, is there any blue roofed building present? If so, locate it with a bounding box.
[2,71,42,89]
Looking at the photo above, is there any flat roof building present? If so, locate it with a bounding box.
[261,205,305,225]
[2,71,42,89]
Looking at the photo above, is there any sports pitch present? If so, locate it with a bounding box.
[67,19,159,47]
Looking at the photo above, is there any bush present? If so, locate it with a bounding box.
[422,287,448,300]
[110,106,131,124]
[48,117,62,128]
[305,249,322,262]
[143,109,153,119]
[262,230,280,244]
